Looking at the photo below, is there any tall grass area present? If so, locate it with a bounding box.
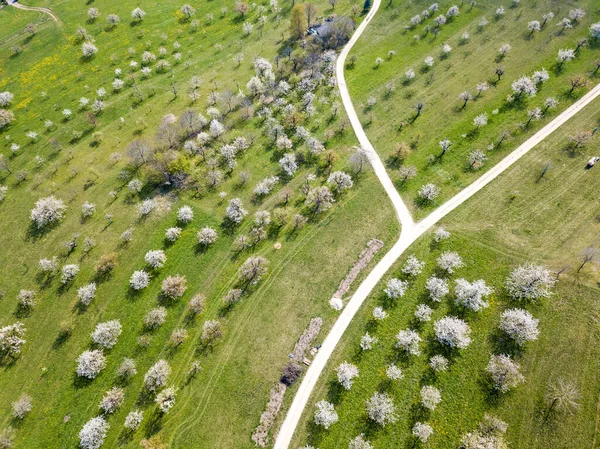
[291,96,600,448]
[0,1,401,448]
[345,0,599,217]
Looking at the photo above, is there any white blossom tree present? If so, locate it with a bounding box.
[144,359,171,392]
[239,256,269,284]
[131,7,146,21]
[76,349,106,379]
[117,358,137,378]
[384,278,408,300]
[0,91,14,107]
[82,41,98,58]
[99,387,124,414]
[328,171,354,193]
[430,354,449,372]
[372,307,388,320]
[499,308,539,345]
[556,48,576,67]
[30,196,67,228]
[144,307,167,329]
[396,329,421,355]
[79,416,109,449]
[365,392,397,426]
[161,275,187,299]
[177,205,194,223]
[165,227,182,242]
[418,183,440,202]
[402,255,425,276]
[0,322,26,357]
[505,263,555,301]
[124,410,143,431]
[91,320,122,349]
[462,415,508,449]
[155,386,177,413]
[11,394,32,419]
[279,153,298,176]
[437,251,464,274]
[61,264,80,284]
[348,434,373,449]
[486,354,524,393]
[145,250,167,269]
[454,279,492,311]
[197,227,218,246]
[413,422,434,443]
[130,270,151,290]
[314,400,338,429]
[415,304,433,322]
[386,364,403,380]
[336,362,359,390]
[305,186,335,213]
[421,385,442,410]
[225,198,248,224]
[360,332,377,350]
[434,316,471,349]
[511,76,537,98]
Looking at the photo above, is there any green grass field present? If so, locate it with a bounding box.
[345,0,600,218]
[292,95,600,449]
[0,1,401,448]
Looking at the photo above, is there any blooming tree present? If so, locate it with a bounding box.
[437,251,464,274]
[336,362,359,390]
[76,349,106,379]
[402,255,425,276]
[434,316,471,349]
[99,387,125,414]
[145,250,167,269]
[124,410,143,431]
[486,354,524,393]
[365,392,397,426]
[225,198,248,224]
[413,422,434,443]
[421,385,442,410]
[499,308,539,345]
[396,329,421,355]
[144,359,171,392]
[130,270,151,290]
[454,279,492,311]
[91,320,122,349]
[177,205,194,223]
[156,387,177,413]
[386,364,403,380]
[30,196,67,228]
[505,263,555,301]
[0,322,26,357]
[384,278,408,300]
[360,332,377,350]
[79,416,109,449]
[314,400,338,429]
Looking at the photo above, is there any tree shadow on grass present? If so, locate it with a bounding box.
[326,378,346,405]
[143,409,164,439]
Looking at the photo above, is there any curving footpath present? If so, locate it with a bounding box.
[7,0,60,23]
[273,0,600,446]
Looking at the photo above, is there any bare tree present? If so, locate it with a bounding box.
[577,247,598,273]
[545,378,580,420]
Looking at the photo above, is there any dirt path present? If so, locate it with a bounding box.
[8,0,60,23]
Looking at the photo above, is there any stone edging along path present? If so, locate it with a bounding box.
[273,0,600,446]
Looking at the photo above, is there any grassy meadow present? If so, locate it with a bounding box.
[0,1,401,448]
[292,95,600,448]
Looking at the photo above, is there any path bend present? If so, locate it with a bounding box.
[8,0,60,23]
